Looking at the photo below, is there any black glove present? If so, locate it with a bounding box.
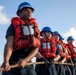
[48,59,54,64]
[39,57,49,64]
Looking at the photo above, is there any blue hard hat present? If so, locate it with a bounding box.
[67,36,74,41]
[59,35,64,40]
[16,2,34,16]
[53,31,60,36]
[41,26,52,34]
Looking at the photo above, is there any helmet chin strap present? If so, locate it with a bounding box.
[44,32,49,41]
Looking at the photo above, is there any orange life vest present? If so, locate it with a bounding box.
[66,44,76,58]
[39,38,57,58]
[63,43,71,59]
[57,40,71,59]
[57,40,66,57]
[11,17,40,51]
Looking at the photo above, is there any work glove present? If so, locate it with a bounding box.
[48,59,54,64]
[39,57,49,64]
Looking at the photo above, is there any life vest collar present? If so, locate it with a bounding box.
[11,17,36,26]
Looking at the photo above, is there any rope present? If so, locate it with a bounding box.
[0,61,75,72]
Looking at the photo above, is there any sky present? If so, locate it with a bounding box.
[0,0,76,65]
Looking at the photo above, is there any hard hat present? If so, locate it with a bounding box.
[16,2,34,16]
[59,35,64,40]
[41,26,52,33]
[67,36,74,41]
[53,31,60,36]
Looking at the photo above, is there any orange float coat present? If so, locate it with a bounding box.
[11,17,40,51]
[39,38,57,58]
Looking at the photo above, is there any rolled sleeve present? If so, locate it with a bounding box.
[6,25,15,38]
[56,45,61,55]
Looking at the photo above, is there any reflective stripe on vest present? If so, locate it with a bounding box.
[65,48,68,53]
[22,25,34,36]
[42,42,51,49]
[57,44,63,51]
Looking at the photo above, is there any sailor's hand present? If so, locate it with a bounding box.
[17,59,27,68]
[1,61,10,72]
[49,59,54,64]
[59,60,64,64]
[39,57,49,64]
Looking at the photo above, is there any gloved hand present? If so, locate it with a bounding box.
[48,59,54,64]
[39,57,49,64]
